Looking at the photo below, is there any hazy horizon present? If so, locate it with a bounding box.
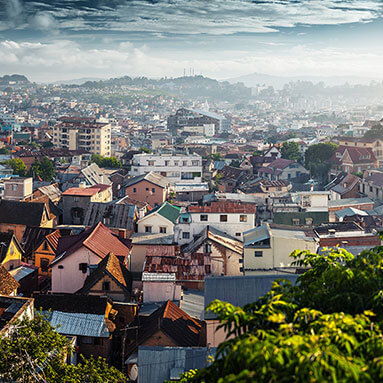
[1,0,383,82]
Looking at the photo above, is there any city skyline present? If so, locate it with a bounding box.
[0,0,383,82]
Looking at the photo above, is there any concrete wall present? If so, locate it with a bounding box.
[137,214,174,235]
[244,234,317,272]
[125,180,167,208]
[143,282,181,303]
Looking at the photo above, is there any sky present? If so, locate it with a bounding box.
[0,0,383,82]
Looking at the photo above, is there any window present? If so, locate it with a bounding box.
[220,215,228,222]
[182,232,190,239]
[165,160,170,166]
[305,218,313,225]
[79,263,88,273]
[240,215,247,222]
[200,214,208,222]
[58,265,64,269]
[204,244,212,253]
[254,251,263,257]
[145,187,149,191]
[133,187,137,193]
[73,196,79,202]
[152,188,155,193]
[235,233,241,237]
[160,226,167,234]
[292,218,300,225]
[102,281,110,291]
[183,161,188,166]
[148,160,155,166]
[145,226,152,233]
[40,258,49,273]
[192,160,199,166]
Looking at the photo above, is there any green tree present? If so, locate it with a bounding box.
[29,158,41,179]
[91,154,121,169]
[0,147,10,154]
[281,141,301,161]
[40,157,55,181]
[364,124,383,139]
[304,142,338,183]
[0,313,126,382]
[6,158,27,176]
[140,146,151,154]
[181,246,383,382]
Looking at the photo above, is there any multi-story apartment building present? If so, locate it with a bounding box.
[174,201,257,245]
[52,117,111,156]
[130,153,203,184]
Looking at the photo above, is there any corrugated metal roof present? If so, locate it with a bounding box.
[204,274,299,320]
[243,224,270,247]
[9,266,35,281]
[142,272,176,282]
[44,311,110,337]
[138,346,216,383]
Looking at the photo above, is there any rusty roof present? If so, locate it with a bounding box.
[0,265,19,295]
[126,300,202,356]
[188,201,257,214]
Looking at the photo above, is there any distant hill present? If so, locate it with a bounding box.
[0,74,30,85]
[77,75,252,102]
[227,72,380,89]
[52,77,107,85]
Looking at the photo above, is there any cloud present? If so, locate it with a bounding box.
[1,38,383,82]
[28,12,56,30]
[1,0,382,35]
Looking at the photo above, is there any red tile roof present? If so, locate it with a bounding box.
[62,184,110,196]
[331,146,377,165]
[53,222,130,264]
[188,201,257,213]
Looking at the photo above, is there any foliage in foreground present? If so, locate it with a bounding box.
[0,312,126,382]
[181,246,383,382]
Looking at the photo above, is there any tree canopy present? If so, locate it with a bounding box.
[6,158,27,177]
[0,312,126,382]
[28,157,55,181]
[364,124,383,139]
[181,245,383,382]
[281,141,301,161]
[304,142,338,183]
[91,154,121,168]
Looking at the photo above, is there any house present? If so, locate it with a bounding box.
[141,272,181,303]
[32,183,62,204]
[116,195,150,219]
[314,222,381,255]
[175,201,257,245]
[136,346,216,383]
[0,264,19,296]
[62,184,113,224]
[336,136,383,166]
[0,232,24,271]
[83,202,137,238]
[257,158,309,182]
[181,226,243,277]
[3,177,33,201]
[359,171,383,202]
[204,274,298,347]
[76,252,132,302]
[174,183,209,202]
[129,234,176,273]
[62,162,111,188]
[0,200,56,241]
[51,222,130,293]
[328,197,374,222]
[329,145,378,178]
[243,224,318,273]
[130,153,203,185]
[123,172,170,207]
[0,295,34,336]
[125,300,204,361]
[9,264,38,296]
[107,170,128,199]
[34,294,116,361]
[137,202,180,235]
[325,172,361,200]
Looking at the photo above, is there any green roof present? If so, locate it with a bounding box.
[147,202,180,223]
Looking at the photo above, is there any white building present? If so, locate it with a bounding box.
[174,201,257,245]
[130,153,203,184]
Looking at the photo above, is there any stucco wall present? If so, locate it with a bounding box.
[51,247,101,293]
[125,180,167,208]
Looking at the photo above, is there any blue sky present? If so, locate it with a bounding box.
[0,0,382,82]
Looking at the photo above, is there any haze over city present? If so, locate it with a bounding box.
[1,0,383,82]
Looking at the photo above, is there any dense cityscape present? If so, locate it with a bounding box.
[3,0,383,382]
